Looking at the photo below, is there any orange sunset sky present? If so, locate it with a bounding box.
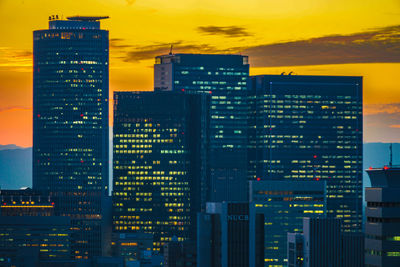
[0,0,400,147]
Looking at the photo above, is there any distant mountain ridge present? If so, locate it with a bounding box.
[0,143,398,191]
[0,144,23,151]
[0,146,32,189]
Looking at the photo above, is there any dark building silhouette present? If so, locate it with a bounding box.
[288,217,364,267]
[112,91,209,251]
[249,75,363,232]
[342,231,364,267]
[197,202,264,267]
[164,239,196,267]
[33,16,110,258]
[303,217,342,267]
[365,166,400,267]
[154,54,250,202]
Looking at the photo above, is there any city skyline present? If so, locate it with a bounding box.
[0,6,396,265]
[1,0,400,147]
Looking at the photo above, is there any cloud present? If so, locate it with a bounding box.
[110,38,134,49]
[364,103,400,115]
[243,24,400,67]
[197,26,252,38]
[0,47,32,69]
[390,125,400,128]
[122,41,241,62]
[125,0,135,6]
[114,24,400,65]
[0,106,31,114]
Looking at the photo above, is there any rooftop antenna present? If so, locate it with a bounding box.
[169,44,173,55]
[389,143,393,167]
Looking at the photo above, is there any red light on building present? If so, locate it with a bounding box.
[209,91,212,94]
[384,166,390,170]
[181,89,185,92]
[51,202,55,206]
[257,177,261,181]
[37,114,41,118]
[80,114,84,117]
[313,155,317,159]
[369,167,373,170]
[80,160,84,163]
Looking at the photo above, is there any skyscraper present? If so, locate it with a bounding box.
[249,75,363,232]
[33,16,109,258]
[154,54,249,202]
[112,91,209,251]
[365,165,400,267]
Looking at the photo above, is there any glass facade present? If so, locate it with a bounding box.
[249,75,363,232]
[113,91,209,251]
[154,54,249,202]
[32,18,109,259]
[249,180,326,267]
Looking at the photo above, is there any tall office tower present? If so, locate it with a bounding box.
[249,75,363,232]
[365,165,400,267]
[197,202,264,267]
[249,180,326,266]
[154,54,249,202]
[33,16,109,258]
[113,91,209,251]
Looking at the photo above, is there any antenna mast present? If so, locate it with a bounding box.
[169,44,173,55]
[389,143,393,167]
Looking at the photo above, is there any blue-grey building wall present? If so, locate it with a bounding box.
[249,75,363,233]
[365,168,400,267]
[249,180,326,266]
